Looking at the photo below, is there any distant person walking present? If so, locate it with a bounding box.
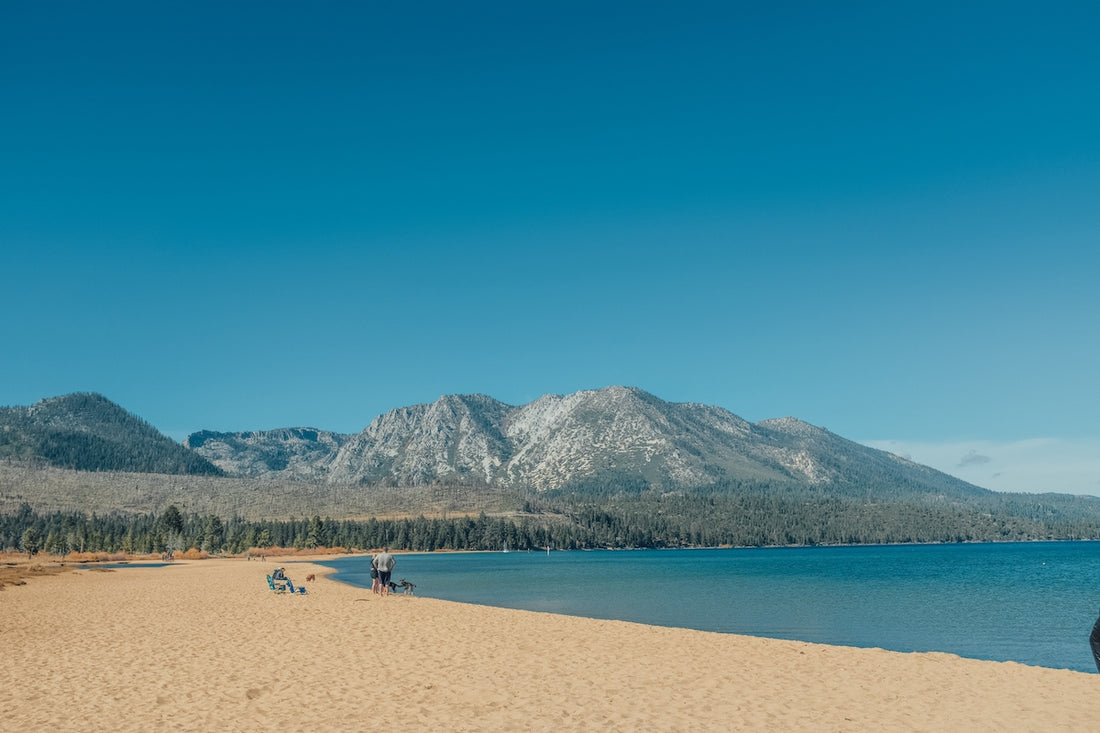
[1090,609,1100,673]
[374,547,396,597]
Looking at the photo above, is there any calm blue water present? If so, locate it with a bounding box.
[320,542,1100,673]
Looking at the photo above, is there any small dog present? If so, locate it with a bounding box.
[397,579,416,595]
[305,573,316,582]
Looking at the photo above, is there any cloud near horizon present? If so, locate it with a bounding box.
[860,437,1100,497]
[958,449,992,467]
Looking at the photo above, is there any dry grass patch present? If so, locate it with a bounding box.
[67,551,131,563]
[0,550,142,589]
[0,560,74,589]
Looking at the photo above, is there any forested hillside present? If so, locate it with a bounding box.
[5,463,1100,556]
[0,393,221,475]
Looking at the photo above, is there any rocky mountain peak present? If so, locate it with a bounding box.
[182,386,989,502]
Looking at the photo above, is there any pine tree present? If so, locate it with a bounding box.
[21,526,42,557]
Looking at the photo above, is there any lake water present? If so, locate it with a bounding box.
[319,541,1100,673]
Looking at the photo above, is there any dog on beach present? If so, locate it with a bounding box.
[305,574,316,582]
[383,579,416,595]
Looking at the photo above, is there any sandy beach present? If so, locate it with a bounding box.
[2,557,1097,732]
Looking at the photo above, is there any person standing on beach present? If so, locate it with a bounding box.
[1090,609,1100,673]
[374,547,395,597]
[370,554,380,594]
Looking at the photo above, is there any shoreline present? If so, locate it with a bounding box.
[316,545,1100,674]
[3,557,1098,731]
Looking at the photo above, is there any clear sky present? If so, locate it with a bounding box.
[3,2,1098,495]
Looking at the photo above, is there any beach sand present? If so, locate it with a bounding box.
[2,557,1097,732]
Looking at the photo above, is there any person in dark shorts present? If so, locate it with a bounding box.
[373,547,396,597]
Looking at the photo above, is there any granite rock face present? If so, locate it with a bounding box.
[183,428,349,480]
[185,386,978,498]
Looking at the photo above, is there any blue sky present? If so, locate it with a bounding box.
[2,2,1098,495]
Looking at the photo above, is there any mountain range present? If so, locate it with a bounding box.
[181,385,990,502]
[0,387,994,502]
[7,389,1100,546]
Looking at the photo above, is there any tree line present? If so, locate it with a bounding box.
[6,489,1100,558]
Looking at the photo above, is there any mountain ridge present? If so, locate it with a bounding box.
[0,393,222,476]
[183,385,994,503]
[0,387,1008,504]
[8,389,1100,548]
